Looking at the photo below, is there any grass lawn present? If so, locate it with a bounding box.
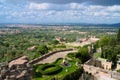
[33,58,81,80]
[93,52,101,59]
[44,66,57,72]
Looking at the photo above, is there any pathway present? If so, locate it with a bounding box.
[37,50,77,64]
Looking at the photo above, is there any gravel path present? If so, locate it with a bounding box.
[37,50,77,64]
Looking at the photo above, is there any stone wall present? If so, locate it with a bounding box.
[0,56,32,80]
[111,71,120,80]
[84,59,119,80]
[85,58,102,68]
[85,58,112,70]
[29,49,73,65]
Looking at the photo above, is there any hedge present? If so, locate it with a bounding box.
[36,64,62,75]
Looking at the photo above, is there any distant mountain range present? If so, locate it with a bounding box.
[92,23,120,27]
[0,23,120,27]
[39,23,120,27]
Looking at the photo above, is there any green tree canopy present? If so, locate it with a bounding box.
[51,40,59,45]
[99,36,112,47]
[37,44,48,55]
[76,46,90,63]
[117,28,120,44]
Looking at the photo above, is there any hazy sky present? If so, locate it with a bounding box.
[0,0,120,24]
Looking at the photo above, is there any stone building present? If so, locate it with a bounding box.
[55,36,67,43]
[86,58,112,70]
[0,56,32,80]
[116,58,120,70]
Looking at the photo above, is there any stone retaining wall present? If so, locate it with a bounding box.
[29,49,73,65]
[111,71,120,80]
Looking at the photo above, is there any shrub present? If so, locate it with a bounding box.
[53,58,63,64]
[36,64,62,75]
[62,67,83,80]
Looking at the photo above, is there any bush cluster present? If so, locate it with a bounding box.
[35,64,62,75]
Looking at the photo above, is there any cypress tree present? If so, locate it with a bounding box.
[117,28,120,44]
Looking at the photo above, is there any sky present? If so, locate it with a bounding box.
[0,0,120,24]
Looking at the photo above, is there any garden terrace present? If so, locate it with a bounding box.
[30,49,77,65]
[33,53,83,80]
